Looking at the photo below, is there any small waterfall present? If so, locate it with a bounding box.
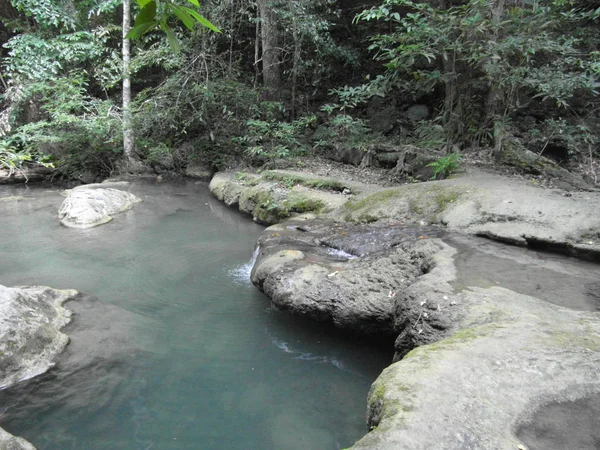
[229,245,260,283]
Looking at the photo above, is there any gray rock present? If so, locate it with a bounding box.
[185,161,212,181]
[0,428,35,450]
[251,220,450,338]
[352,284,600,450]
[0,285,78,389]
[0,285,79,449]
[407,104,429,121]
[58,188,142,228]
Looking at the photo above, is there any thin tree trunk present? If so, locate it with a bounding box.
[122,0,135,167]
[287,0,300,118]
[254,3,260,89]
[257,0,281,100]
[486,0,506,156]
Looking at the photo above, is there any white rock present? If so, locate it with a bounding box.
[58,188,141,228]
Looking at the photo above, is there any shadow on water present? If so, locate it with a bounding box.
[0,181,391,450]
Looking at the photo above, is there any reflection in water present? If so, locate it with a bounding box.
[0,181,391,450]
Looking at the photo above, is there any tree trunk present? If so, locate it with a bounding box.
[486,0,506,156]
[122,0,135,167]
[287,0,300,118]
[257,0,281,100]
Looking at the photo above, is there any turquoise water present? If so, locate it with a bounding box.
[0,181,390,449]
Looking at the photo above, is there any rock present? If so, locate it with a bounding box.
[58,188,142,228]
[0,285,79,389]
[497,138,591,191]
[250,219,450,338]
[328,144,365,166]
[342,168,600,261]
[185,161,213,181]
[209,172,354,225]
[351,284,600,450]
[0,428,35,450]
[407,104,429,121]
[0,285,79,450]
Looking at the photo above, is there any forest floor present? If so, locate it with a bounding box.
[255,151,599,193]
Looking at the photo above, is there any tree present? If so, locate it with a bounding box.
[257,0,281,100]
[123,0,135,167]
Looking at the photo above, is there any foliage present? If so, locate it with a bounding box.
[127,0,221,52]
[427,153,462,180]
[355,0,600,146]
[235,115,316,161]
[1,75,122,177]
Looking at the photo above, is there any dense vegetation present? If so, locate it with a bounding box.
[1,0,598,184]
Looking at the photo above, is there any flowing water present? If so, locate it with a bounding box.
[0,181,391,450]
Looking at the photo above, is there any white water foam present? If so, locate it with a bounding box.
[327,248,357,260]
[229,246,261,284]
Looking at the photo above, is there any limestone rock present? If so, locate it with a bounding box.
[351,285,600,450]
[58,188,141,228]
[0,428,36,450]
[250,219,450,338]
[0,285,79,389]
[185,161,212,181]
[0,285,79,449]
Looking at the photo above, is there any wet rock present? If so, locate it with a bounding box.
[0,285,79,449]
[0,166,54,185]
[0,285,78,389]
[0,428,35,450]
[250,219,453,339]
[58,188,141,228]
[185,161,212,181]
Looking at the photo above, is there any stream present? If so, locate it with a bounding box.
[0,181,391,450]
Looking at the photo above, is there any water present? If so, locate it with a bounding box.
[0,181,391,450]
[516,394,600,450]
[447,234,600,311]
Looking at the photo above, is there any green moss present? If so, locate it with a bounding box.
[344,184,463,224]
[344,188,403,213]
[252,193,325,224]
[548,331,600,351]
[434,190,459,211]
[262,171,352,193]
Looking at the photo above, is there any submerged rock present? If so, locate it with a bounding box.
[58,187,141,228]
[0,428,35,450]
[0,285,78,389]
[0,285,79,449]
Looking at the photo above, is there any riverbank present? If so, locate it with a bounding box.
[209,162,600,449]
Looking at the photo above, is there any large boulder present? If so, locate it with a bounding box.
[351,283,600,450]
[0,285,79,449]
[0,428,35,450]
[0,285,78,389]
[58,187,141,228]
[250,219,456,340]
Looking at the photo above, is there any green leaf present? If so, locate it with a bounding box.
[185,0,200,6]
[169,5,195,31]
[161,23,181,52]
[136,0,153,8]
[134,1,157,28]
[179,6,221,33]
[126,21,158,39]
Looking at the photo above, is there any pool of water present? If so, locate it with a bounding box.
[516,394,600,450]
[447,234,600,311]
[0,181,391,450]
